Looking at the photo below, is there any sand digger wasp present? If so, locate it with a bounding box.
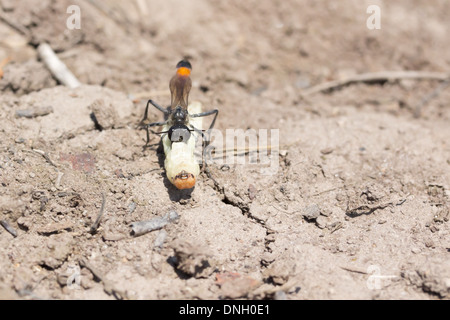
[139,60,218,189]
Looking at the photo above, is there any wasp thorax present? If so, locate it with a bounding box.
[168,124,191,142]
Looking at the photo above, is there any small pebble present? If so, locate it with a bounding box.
[320,147,334,155]
[411,247,421,254]
[128,202,137,214]
[15,106,53,118]
[316,216,327,229]
[424,239,434,248]
[153,229,167,251]
[274,290,287,300]
[302,204,320,221]
[0,220,18,237]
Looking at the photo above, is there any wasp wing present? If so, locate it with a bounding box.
[169,74,192,110]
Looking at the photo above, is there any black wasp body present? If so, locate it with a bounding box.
[139,59,218,146]
[167,106,191,143]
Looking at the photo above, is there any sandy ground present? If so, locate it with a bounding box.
[0,0,449,300]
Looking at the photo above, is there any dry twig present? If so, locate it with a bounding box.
[28,149,57,167]
[339,265,368,275]
[0,11,29,36]
[90,193,106,234]
[130,211,179,236]
[0,220,17,237]
[301,71,449,96]
[37,43,81,88]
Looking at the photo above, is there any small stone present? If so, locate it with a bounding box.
[302,204,320,221]
[153,229,167,251]
[172,239,215,279]
[424,239,434,248]
[15,106,53,118]
[320,147,334,155]
[17,217,31,231]
[128,202,137,214]
[248,184,258,201]
[274,290,287,300]
[102,232,125,241]
[316,216,327,229]
[411,247,421,254]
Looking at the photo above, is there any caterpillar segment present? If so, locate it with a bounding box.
[162,101,203,189]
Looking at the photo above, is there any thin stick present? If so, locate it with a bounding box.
[37,43,81,89]
[339,265,368,275]
[0,220,18,237]
[0,12,29,36]
[90,193,106,234]
[210,145,277,155]
[206,145,284,161]
[206,138,301,157]
[130,211,179,236]
[302,71,450,96]
[55,172,64,189]
[312,186,342,197]
[28,149,57,168]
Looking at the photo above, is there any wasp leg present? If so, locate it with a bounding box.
[189,109,219,132]
[187,123,218,185]
[189,110,218,162]
[139,99,169,127]
[188,124,206,139]
[191,109,218,160]
[144,121,168,145]
[203,161,220,189]
[189,110,219,186]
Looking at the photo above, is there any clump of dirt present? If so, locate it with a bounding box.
[171,239,216,279]
[0,60,56,95]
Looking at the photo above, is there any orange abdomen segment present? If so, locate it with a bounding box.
[176,67,191,77]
